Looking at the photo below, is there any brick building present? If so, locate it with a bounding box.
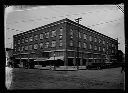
[13,18,118,68]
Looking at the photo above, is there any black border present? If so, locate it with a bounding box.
[1,0,126,93]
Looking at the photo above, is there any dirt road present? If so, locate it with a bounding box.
[6,67,125,89]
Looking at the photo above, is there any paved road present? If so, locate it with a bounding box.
[6,67,125,89]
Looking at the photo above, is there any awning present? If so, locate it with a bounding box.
[34,58,49,61]
[47,56,64,61]
[105,61,112,63]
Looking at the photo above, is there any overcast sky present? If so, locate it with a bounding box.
[5,5,125,53]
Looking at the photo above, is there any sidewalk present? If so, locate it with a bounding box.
[35,65,86,70]
[19,64,87,70]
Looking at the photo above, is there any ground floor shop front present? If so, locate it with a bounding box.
[14,50,117,69]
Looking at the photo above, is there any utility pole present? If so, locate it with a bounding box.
[75,17,82,70]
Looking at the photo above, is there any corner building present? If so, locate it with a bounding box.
[13,18,118,68]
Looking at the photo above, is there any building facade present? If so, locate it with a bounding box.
[13,18,118,67]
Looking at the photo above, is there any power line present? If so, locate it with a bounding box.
[87,18,121,27]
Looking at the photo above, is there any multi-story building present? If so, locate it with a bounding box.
[13,18,118,68]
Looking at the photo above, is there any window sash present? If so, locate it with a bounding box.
[46,32,49,38]
[60,28,63,35]
[84,34,87,39]
[59,35,62,39]
[83,43,87,48]
[52,41,56,47]
[18,40,20,44]
[25,46,28,50]
[70,40,73,46]
[40,34,43,39]
[29,45,32,50]
[34,44,38,49]
[51,30,56,37]
[89,36,92,41]
[39,43,43,49]
[59,40,63,46]
[90,44,92,49]
[29,36,33,41]
[45,42,49,48]
[79,42,81,47]
[25,38,28,42]
[94,46,97,50]
[34,35,38,40]
[70,29,73,36]
[79,32,81,38]
[94,38,97,42]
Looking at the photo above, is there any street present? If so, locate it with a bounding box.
[6,67,125,89]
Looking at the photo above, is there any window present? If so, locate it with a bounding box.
[112,50,114,53]
[29,45,32,50]
[107,44,109,49]
[79,32,81,38]
[115,46,117,50]
[70,30,73,38]
[109,49,111,54]
[106,51,109,54]
[70,29,73,36]
[103,40,105,44]
[29,36,33,42]
[59,40,63,46]
[99,46,101,51]
[34,35,38,41]
[45,32,49,38]
[51,41,56,47]
[70,40,73,46]
[79,42,81,48]
[18,40,20,44]
[40,33,43,39]
[70,35,73,38]
[25,46,28,50]
[94,37,97,42]
[22,38,24,43]
[112,44,114,47]
[109,42,111,46]
[21,46,24,51]
[59,28,63,35]
[89,36,92,41]
[99,38,101,43]
[59,35,63,39]
[39,43,43,49]
[94,46,97,50]
[18,47,20,51]
[84,34,87,40]
[45,42,49,48]
[89,44,92,49]
[14,43,16,47]
[83,43,87,48]
[51,30,56,37]
[34,44,38,49]
[103,47,105,52]
[25,37,28,42]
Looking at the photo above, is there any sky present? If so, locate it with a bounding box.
[5,5,125,53]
